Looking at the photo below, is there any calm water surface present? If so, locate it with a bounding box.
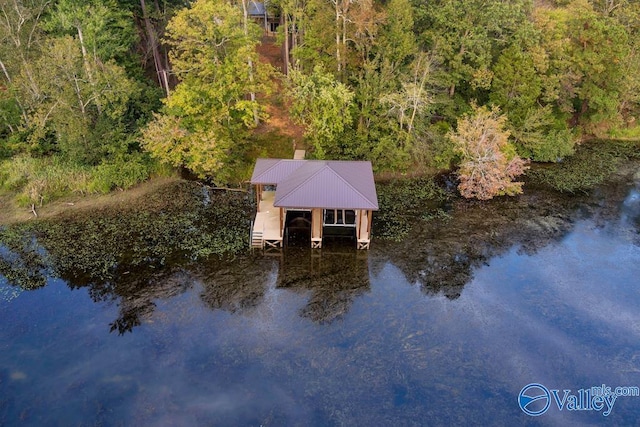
[1,180,640,426]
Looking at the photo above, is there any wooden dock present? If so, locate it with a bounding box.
[251,191,284,248]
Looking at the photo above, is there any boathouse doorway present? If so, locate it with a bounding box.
[285,210,311,246]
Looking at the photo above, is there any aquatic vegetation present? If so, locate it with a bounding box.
[0,181,252,289]
[527,140,640,193]
[0,225,48,290]
[374,177,450,241]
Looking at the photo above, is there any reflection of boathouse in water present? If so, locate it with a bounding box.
[197,247,371,324]
[250,153,379,250]
[271,247,371,323]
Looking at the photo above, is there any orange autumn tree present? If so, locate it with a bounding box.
[449,104,529,200]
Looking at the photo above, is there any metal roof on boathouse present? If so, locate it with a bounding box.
[250,159,379,210]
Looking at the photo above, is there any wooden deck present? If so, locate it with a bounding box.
[251,191,283,248]
[357,209,370,250]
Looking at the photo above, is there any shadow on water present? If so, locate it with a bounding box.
[1,162,639,333]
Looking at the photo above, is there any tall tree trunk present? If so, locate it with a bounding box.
[72,75,86,117]
[283,11,290,75]
[291,12,297,55]
[0,58,29,126]
[408,56,430,133]
[0,59,11,83]
[341,0,348,74]
[335,0,341,73]
[76,25,102,114]
[141,0,170,95]
[240,0,259,126]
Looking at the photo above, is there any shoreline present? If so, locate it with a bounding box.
[1,139,638,228]
[0,176,182,226]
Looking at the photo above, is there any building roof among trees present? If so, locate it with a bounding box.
[247,1,267,17]
[251,159,379,210]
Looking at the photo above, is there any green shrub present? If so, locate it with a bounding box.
[608,125,640,140]
[0,156,31,191]
[0,154,158,206]
[516,127,576,162]
[88,154,155,193]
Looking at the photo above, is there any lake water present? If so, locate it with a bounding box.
[1,176,639,426]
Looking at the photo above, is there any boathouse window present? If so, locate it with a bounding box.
[324,209,356,226]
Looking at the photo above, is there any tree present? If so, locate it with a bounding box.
[28,35,136,163]
[288,65,354,158]
[0,0,152,163]
[46,0,136,65]
[141,0,272,181]
[138,0,171,94]
[381,53,435,136]
[600,0,640,122]
[534,0,629,129]
[0,0,50,133]
[449,105,528,200]
[490,44,575,161]
[377,0,416,70]
[508,105,575,162]
[141,113,226,177]
[413,0,531,100]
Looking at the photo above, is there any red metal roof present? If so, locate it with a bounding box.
[250,159,378,210]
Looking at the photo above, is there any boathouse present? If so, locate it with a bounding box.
[250,157,378,250]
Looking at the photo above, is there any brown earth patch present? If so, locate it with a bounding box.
[254,36,306,146]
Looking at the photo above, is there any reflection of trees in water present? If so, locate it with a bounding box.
[373,177,635,299]
[106,268,195,334]
[276,248,370,323]
[199,255,275,314]
[0,234,48,290]
[0,230,200,333]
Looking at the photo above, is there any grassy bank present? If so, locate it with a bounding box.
[0,154,171,210]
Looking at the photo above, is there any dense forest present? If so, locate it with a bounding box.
[1,0,639,204]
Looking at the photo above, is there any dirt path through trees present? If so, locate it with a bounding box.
[255,36,306,144]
